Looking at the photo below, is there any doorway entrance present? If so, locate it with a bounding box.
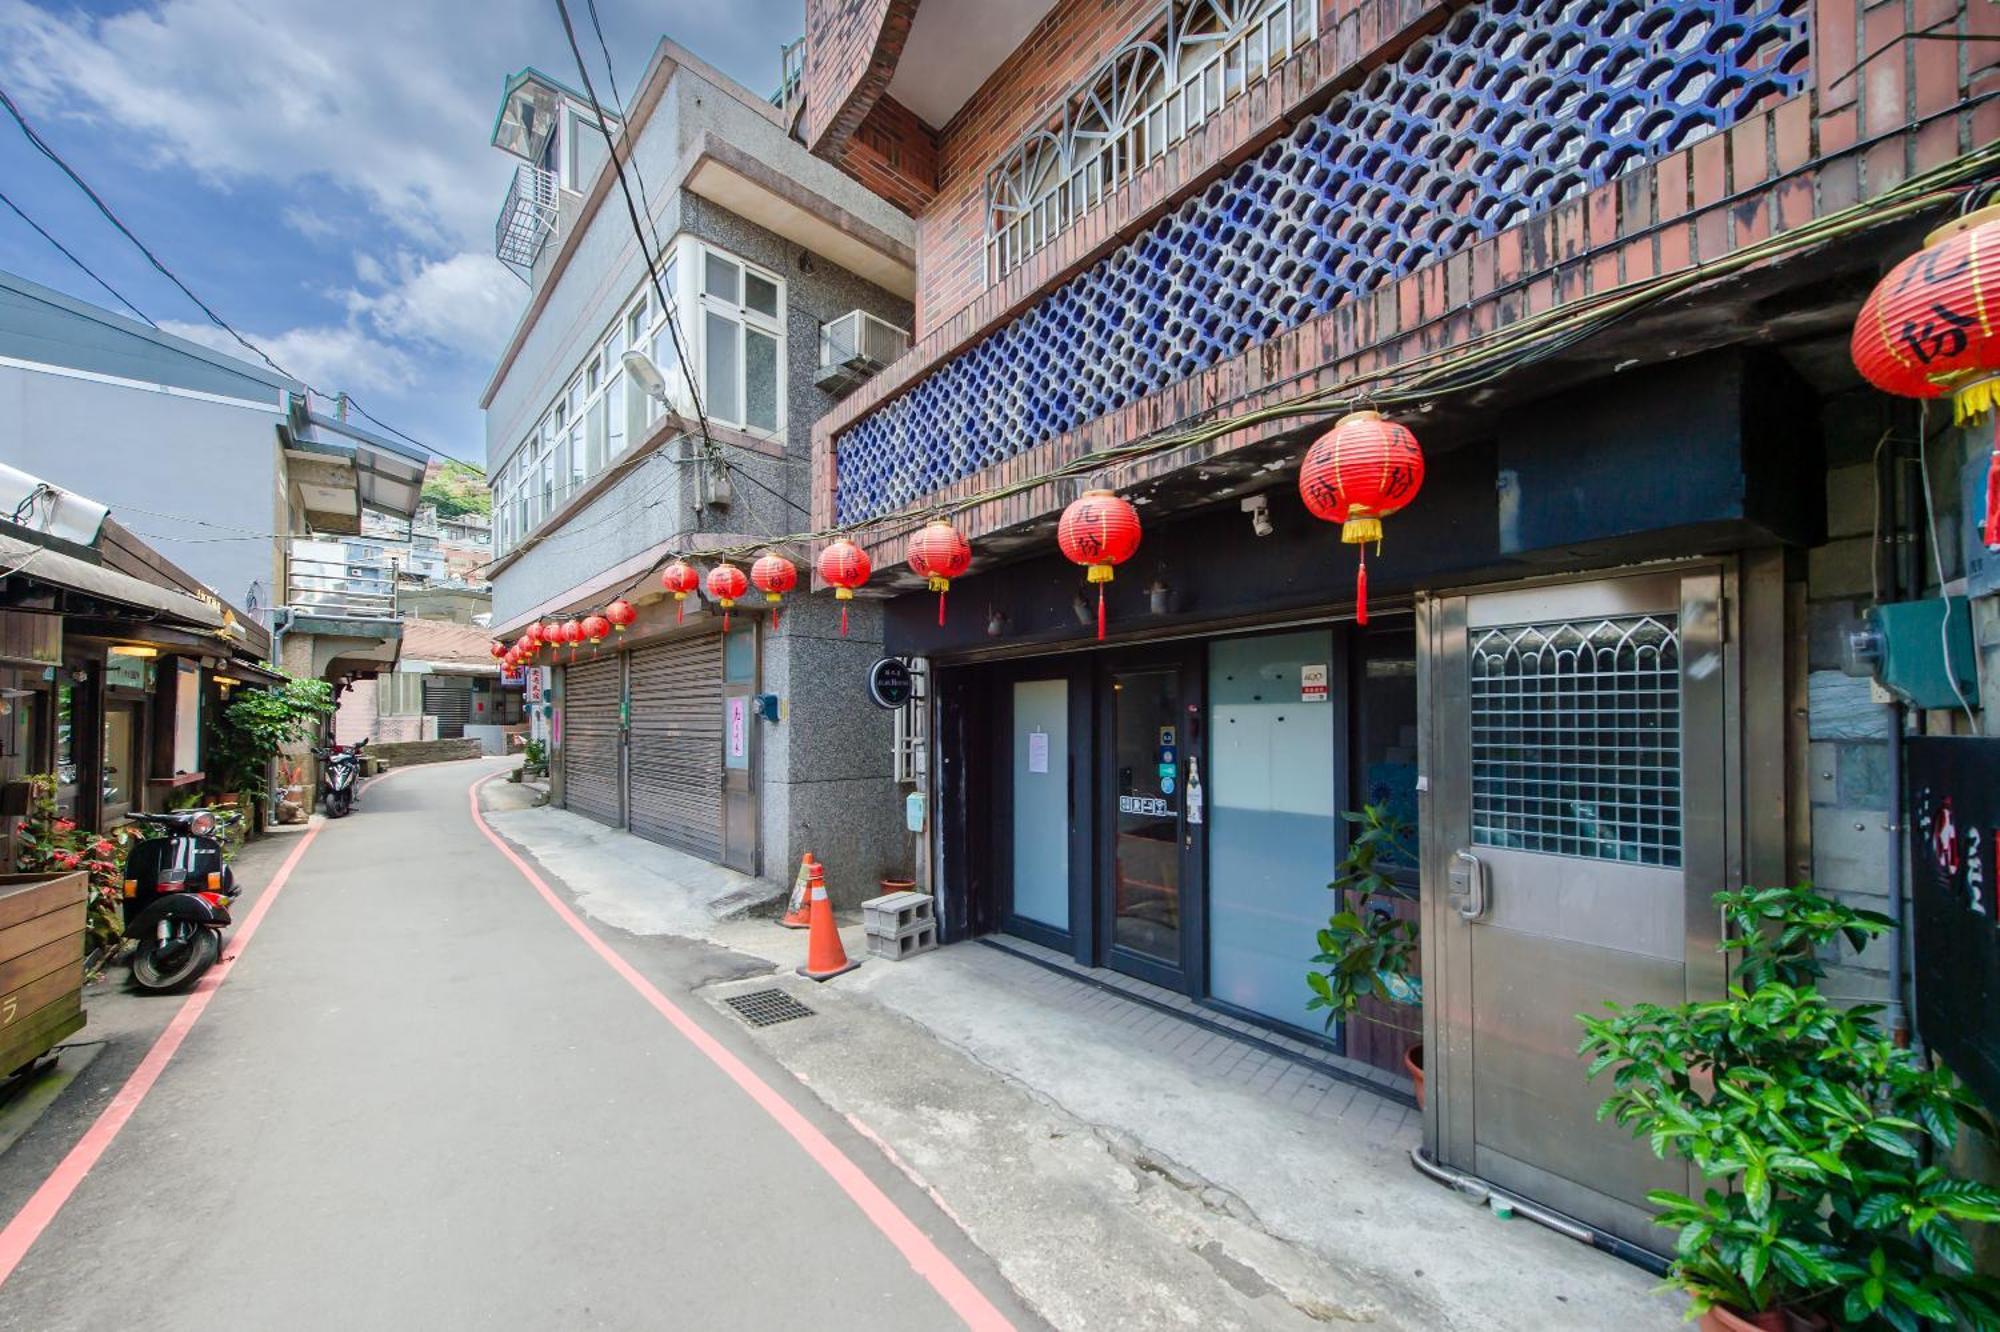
[1423,568,1728,1251]
[1101,659,1194,988]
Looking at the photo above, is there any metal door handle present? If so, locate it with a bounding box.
[1451,848,1489,922]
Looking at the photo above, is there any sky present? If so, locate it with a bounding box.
[0,0,802,470]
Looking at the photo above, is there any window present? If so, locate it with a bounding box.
[697,246,784,435]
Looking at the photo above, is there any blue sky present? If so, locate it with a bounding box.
[0,0,803,470]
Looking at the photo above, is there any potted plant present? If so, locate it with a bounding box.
[1306,804,1423,1101]
[1580,883,2000,1331]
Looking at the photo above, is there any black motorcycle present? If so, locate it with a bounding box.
[121,809,239,994]
[314,738,366,818]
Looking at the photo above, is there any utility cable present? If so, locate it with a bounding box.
[1,84,490,473]
[0,185,154,325]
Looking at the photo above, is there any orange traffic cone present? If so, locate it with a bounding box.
[780,852,815,929]
[797,863,859,982]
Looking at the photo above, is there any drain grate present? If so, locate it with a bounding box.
[724,988,816,1028]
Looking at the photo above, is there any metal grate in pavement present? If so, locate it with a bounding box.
[723,988,816,1028]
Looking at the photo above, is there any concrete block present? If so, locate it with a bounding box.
[1835,741,1892,809]
[1808,741,1838,805]
[1808,536,1875,600]
[863,891,934,937]
[1808,671,1891,740]
[865,924,937,960]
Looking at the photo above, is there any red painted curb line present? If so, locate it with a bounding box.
[0,767,407,1287]
[467,775,1015,1332]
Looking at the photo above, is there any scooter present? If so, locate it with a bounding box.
[315,738,367,818]
[121,809,238,994]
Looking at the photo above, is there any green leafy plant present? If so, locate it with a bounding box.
[12,774,136,957]
[1306,804,1420,1026]
[522,738,547,769]
[205,675,334,803]
[1579,883,2000,1328]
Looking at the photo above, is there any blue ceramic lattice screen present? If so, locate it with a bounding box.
[834,0,1809,525]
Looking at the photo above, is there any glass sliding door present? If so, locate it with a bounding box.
[1205,630,1338,1033]
[1009,679,1070,935]
[1108,665,1184,969]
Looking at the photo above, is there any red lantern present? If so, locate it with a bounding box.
[662,559,700,624]
[489,640,507,660]
[523,622,543,650]
[582,613,610,648]
[562,618,585,660]
[751,552,798,628]
[540,619,565,653]
[605,598,636,632]
[907,520,971,626]
[1853,205,2000,549]
[706,562,748,630]
[817,538,872,637]
[1058,488,1143,640]
[1298,411,1426,626]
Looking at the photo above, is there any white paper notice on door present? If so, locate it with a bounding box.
[1301,663,1329,702]
[1027,730,1050,774]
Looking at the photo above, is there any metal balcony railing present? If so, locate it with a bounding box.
[495,163,560,276]
[774,37,805,118]
[286,539,398,620]
[815,309,911,396]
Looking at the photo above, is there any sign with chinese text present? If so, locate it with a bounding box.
[1909,737,2000,1111]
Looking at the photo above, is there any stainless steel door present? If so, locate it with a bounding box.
[1424,569,1728,1251]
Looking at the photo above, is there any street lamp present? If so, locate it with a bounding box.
[621,349,670,405]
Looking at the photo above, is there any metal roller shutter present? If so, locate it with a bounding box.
[563,655,623,827]
[626,633,723,860]
[420,675,472,738]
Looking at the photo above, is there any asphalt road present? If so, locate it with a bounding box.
[0,758,1030,1331]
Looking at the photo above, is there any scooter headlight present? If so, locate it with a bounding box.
[189,811,216,836]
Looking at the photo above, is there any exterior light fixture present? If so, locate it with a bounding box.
[109,645,159,658]
[620,349,671,405]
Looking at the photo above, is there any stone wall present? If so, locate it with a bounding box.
[367,738,485,768]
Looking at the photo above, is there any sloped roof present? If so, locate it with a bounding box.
[399,617,498,667]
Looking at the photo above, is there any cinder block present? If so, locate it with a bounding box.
[866,924,937,961]
[862,891,934,937]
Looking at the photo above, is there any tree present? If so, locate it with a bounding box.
[422,460,490,519]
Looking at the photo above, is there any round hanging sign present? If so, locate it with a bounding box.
[866,657,915,710]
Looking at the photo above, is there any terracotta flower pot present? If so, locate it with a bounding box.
[1404,1042,1424,1108]
[1699,1306,1788,1332]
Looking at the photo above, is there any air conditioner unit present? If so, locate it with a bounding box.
[815,310,911,397]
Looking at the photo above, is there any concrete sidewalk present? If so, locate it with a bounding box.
[483,791,1677,1330]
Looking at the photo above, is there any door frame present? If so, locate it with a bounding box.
[1094,641,1207,992]
[993,658,1094,953]
[1417,558,1747,1241]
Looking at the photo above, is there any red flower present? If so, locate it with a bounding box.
[52,818,75,834]
[91,839,115,857]
[51,851,79,869]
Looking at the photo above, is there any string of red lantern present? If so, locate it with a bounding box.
[817,538,871,636]
[706,562,748,631]
[605,597,636,633]
[661,559,699,624]
[751,552,797,629]
[1057,488,1142,640]
[907,520,971,626]
[1852,203,2000,552]
[1298,411,1426,625]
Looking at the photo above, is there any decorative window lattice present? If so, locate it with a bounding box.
[835,0,1809,527]
[1469,615,1682,868]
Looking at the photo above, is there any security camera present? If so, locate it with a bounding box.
[1241,494,1273,537]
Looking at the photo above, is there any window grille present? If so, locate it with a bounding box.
[837,0,1808,527]
[1469,616,1682,868]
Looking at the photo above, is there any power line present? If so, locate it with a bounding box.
[0,84,490,476]
[554,0,716,457]
[0,185,154,325]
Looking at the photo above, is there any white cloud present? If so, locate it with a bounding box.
[352,250,522,358]
[0,0,516,250]
[159,317,417,395]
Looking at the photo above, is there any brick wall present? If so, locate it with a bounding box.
[804,0,918,156]
[815,0,2000,544]
[844,95,939,214]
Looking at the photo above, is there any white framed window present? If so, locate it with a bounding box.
[696,245,784,436]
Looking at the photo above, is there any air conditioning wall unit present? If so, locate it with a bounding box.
[815,310,911,397]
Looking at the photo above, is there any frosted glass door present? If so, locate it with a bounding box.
[1207,631,1337,1031]
[1011,679,1070,931]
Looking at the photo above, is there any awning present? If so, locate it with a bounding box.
[217,658,288,688]
[0,533,223,630]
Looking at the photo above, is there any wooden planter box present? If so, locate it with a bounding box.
[0,872,88,1077]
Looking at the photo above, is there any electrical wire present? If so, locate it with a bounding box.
[553,0,716,459]
[0,84,491,473]
[0,185,154,325]
[1916,400,1984,730]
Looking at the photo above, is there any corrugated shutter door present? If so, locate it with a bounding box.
[626,633,722,860]
[563,655,622,827]
[420,675,473,738]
